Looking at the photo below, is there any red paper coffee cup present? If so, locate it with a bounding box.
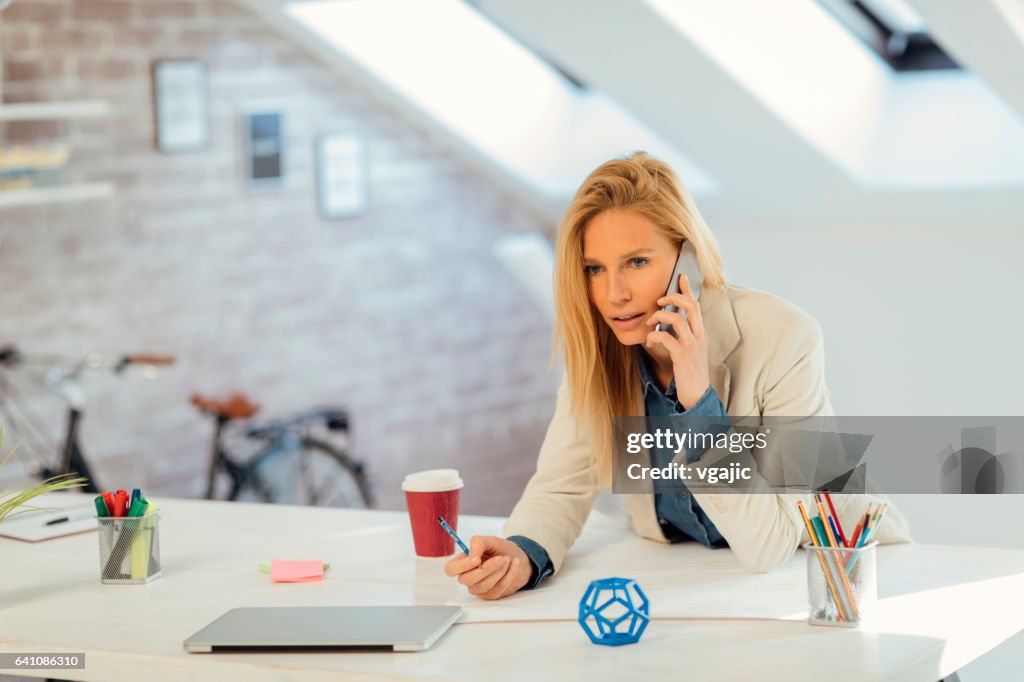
[402,469,463,557]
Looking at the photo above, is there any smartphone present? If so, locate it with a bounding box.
[656,241,704,337]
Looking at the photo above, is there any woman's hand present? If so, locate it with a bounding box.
[443,536,531,600]
[644,273,711,410]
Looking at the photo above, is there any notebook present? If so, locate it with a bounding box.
[0,498,96,542]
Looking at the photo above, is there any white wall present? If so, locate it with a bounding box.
[717,219,1024,415]
[715,215,1024,541]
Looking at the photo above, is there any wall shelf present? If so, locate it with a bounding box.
[0,99,116,208]
[0,100,112,122]
[0,182,116,208]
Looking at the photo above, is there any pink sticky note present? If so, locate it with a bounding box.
[270,560,324,583]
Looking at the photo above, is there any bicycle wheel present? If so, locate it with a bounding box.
[235,436,373,508]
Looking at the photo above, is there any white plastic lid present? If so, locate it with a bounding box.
[401,468,464,492]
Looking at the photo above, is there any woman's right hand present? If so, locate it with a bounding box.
[443,535,531,600]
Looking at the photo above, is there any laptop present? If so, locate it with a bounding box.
[184,606,462,653]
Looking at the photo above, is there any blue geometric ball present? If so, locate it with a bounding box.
[578,577,650,646]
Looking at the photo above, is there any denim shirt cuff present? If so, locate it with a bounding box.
[507,535,554,589]
[675,385,725,417]
[670,386,731,464]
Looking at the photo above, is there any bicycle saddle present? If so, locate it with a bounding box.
[190,392,260,420]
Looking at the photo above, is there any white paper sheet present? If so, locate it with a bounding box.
[448,518,809,623]
[0,496,97,542]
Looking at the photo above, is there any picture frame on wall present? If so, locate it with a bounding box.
[315,130,368,219]
[152,59,209,153]
[242,109,285,185]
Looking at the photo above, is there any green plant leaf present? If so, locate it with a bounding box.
[0,425,88,522]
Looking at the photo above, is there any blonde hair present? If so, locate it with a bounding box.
[552,152,726,485]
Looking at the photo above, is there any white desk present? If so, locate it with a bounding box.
[2,497,1024,682]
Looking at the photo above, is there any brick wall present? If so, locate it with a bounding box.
[0,0,558,515]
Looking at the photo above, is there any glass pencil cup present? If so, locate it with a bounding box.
[804,541,877,627]
[97,513,162,584]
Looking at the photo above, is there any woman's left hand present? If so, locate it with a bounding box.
[644,273,711,410]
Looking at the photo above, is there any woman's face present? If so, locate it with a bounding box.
[582,209,678,346]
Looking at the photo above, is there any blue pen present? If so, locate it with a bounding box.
[827,515,843,548]
[130,488,141,508]
[436,516,469,555]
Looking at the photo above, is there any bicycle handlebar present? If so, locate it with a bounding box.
[123,354,176,366]
[1,345,175,412]
[115,354,176,373]
[0,345,177,377]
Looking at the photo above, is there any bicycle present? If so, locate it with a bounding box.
[190,392,373,509]
[0,345,175,492]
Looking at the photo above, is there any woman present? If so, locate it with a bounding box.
[444,152,910,600]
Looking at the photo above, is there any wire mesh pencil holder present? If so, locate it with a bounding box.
[804,541,877,627]
[97,514,162,584]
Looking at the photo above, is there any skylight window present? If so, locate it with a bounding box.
[285,0,716,205]
[644,0,1024,188]
[817,0,960,71]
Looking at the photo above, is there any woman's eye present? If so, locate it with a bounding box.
[630,257,649,268]
[584,265,602,276]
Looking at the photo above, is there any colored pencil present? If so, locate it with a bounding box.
[864,504,887,545]
[814,497,837,547]
[856,504,875,547]
[846,504,887,573]
[848,512,868,548]
[815,497,860,619]
[797,500,848,622]
[827,515,843,549]
[823,492,848,546]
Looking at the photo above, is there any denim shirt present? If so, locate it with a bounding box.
[509,348,731,589]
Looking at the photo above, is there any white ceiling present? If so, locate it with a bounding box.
[245,0,1024,229]
[284,0,718,203]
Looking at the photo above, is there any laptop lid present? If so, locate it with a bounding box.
[184,606,463,653]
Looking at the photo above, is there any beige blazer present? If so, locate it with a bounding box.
[503,283,912,574]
